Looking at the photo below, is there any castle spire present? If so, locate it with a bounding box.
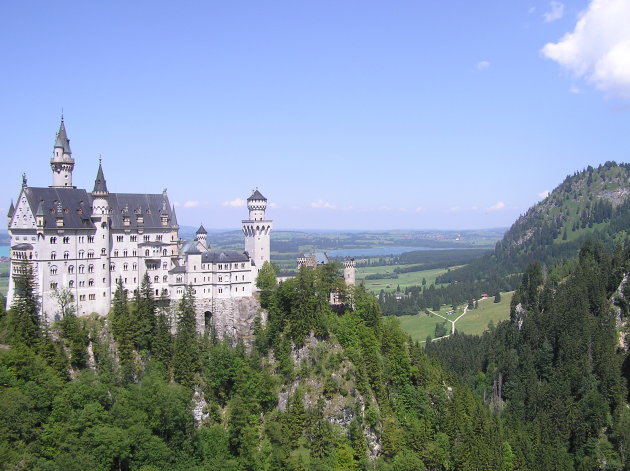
[50,116,75,188]
[92,159,109,195]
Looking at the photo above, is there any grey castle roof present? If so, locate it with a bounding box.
[171,204,178,226]
[108,193,174,230]
[8,200,14,218]
[11,243,34,251]
[22,187,95,230]
[92,163,108,194]
[54,119,72,154]
[196,224,207,235]
[202,251,250,263]
[247,189,266,201]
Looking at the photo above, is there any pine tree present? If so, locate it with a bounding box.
[110,278,134,382]
[9,260,41,346]
[134,273,156,351]
[152,295,173,369]
[173,285,200,387]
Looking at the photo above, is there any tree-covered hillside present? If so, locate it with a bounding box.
[1,263,513,470]
[439,161,630,285]
[427,240,630,469]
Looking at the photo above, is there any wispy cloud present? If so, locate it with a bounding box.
[415,206,425,213]
[476,60,491,71]
[542,0,630,99]
[569,85,582,94]
[310,199,336,209]
[538,190,551,199]
[543,1,564,22]
[487,201,506,211]
[222,198,246,207]
[174,200,203,208]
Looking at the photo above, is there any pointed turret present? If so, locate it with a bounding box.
[7,200,15,226]
[92,161,109,196]
[195,223,208,249]
[50,116,75,188]
[54,119,72,155]
[36,201,45,229]
[171,204,179,227]
[196,224,207,235]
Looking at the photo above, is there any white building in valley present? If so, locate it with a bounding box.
[6,118,271,335]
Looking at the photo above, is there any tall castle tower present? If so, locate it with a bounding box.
[343,258,356,286]
[50,117,75,188]
[242,189,272,272]
[91,161,112,309]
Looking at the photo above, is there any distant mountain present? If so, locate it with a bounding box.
[439,161,630,284]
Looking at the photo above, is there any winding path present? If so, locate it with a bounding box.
[421,297,489,343]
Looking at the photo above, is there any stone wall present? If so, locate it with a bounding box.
[194,295,265,344]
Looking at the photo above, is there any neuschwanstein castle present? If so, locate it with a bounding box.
[6,118,273,337]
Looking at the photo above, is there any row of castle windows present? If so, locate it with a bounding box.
[50,236,94,244]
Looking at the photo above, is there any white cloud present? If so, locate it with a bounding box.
[310,199,336,209]
[538,190,551,199]
[569,84,583,94]
[487,201,506,211]
[268,202,279,208]
[542,0,630,99]
[476,60,491,70]
[222,198,246,207]
[543,1,564,22]
[183,200,201,208]
[415,206,425,212]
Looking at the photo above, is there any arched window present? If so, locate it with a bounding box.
[154,276,159,283]
[145,249,150,257]
[51,251,57,260]
[88,264,94,273]
[101,248,106,255]
[68,265,74,274]
[88,279,94,286]
[63,251,70,259]
[123,263,128,271]
[50,265,57,275]
[78,250,85,258]
[79,265,85,274]
[87,250,94,259]
[163,275,168,282]
[50,237,57,244]
[162,249,167,256]
[69,280,74,288]
[114,250,119,257]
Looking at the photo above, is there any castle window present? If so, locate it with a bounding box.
[154,276,159,283]
[51,251,56,260]
[163,262,167,269]
[145,249,150,257]
[79,250,85,258]
[114,250,118,257]
[110,264,115,271]
[219,276,222,282]
[123,263,128,271]
[50,237,57,244]
[50,266,57,275]
[241,263,245,268]
[50,282,58,290]
[88,278,94,286]
[156,235,162,241]
[116,235,124,242]
[144,235,150,242]
[78,236,84,243]
[79,281,85,287]
[63,236,70,244]
[163,275,168,282]
[87,251,94,259]
[68,265,74,274]
[101,248,106,255]
[132,250,137,256]
[162,249,167,256]
[88,264,94,273]
[89,294,95,300]
[218,264,222,270]
[88,236,94,243]
[63,251,70,260]
[69,280,74,288]
[219,288,223,294]
[176,276,182,283]
[130,235,137,242]
[80,294,85,301]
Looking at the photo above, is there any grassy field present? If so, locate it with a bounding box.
[396,291,514,342]
[455,291,514,335]
[356,265,448,294]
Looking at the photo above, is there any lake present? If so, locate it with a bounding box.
[0,246,8,258]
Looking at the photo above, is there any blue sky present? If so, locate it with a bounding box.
[1,0,629,230]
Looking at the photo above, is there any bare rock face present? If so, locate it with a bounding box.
[194,296,264,345]
[512,302,527,330]
[192,388,210,424]
[611,273,629,351]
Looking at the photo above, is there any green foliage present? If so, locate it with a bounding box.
[7,260,41,346]
[134,273,156,352]
[173,285,200,388]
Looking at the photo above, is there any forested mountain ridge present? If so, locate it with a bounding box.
[438,161,630,285]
